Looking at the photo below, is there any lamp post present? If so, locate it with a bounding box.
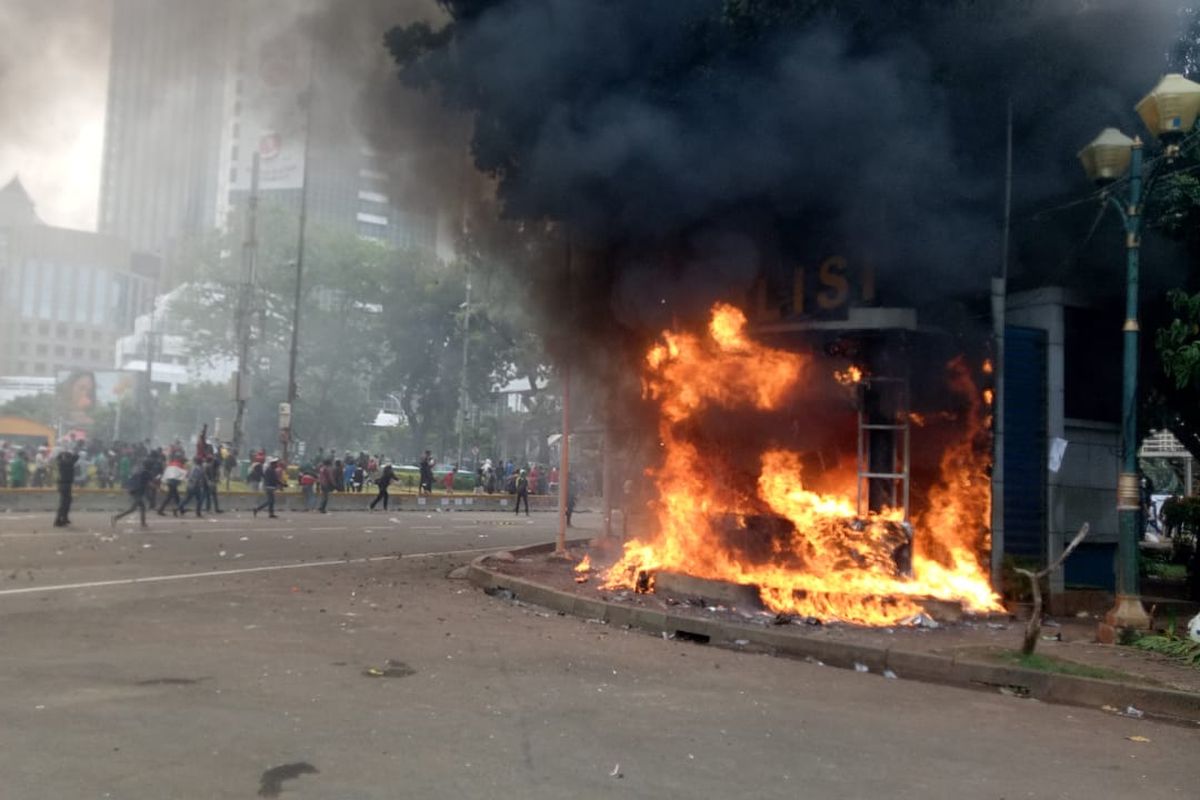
[1077,73,1200,637]
[456,273,472,469]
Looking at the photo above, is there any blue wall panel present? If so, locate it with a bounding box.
[1003,326,1047,559]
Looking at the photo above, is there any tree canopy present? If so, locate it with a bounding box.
[166,203,537,461]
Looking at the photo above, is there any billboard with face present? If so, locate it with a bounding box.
[57,370,144,429]
[231,9,311,193]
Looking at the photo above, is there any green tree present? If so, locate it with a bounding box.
[1143,9,1200,460]
[0,394,56,427]
[155,381,237,447]
[170,205,410,452]
[1158,289,1200,391]
[167,202,533,461]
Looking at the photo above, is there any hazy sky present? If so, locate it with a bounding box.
[0,0,111,230]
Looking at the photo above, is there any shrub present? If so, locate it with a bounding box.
[1132,633,1200,669]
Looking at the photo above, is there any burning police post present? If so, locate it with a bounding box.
[601,303,1001,626]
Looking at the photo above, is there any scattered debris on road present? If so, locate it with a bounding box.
[362,659,416,679]
[135,677,207,686]
[258,762,318,798]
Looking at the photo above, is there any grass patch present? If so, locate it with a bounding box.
[992,650,1132,681]
[1144,562,1189,581]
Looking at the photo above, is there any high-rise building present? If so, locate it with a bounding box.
[98,0,233,257]
[99,0,443,279]
[0,177,159,380]
[219,1,441,253]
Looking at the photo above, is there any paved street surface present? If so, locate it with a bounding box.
[0,510,1196,799]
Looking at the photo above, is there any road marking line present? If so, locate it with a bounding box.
[308,526,348,531]
[0,546,499,597]
[411,526,442,530]
[0,525,300,538]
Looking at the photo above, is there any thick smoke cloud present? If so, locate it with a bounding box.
[382,0,1190,345]
[0,0,110,229]
[5,0,1187,334]
[0,0,453,236]
[293,0,467,223]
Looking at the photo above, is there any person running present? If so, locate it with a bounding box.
[177,458,207,518]
[370,463,397,511]
[53,446,80,527]
[143,449,164,511]
[112,458,154,528]
[253,457,281,518]
[157,457,186,516]
[514,469,530,516]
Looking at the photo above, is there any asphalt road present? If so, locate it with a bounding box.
[0,510,1196,799]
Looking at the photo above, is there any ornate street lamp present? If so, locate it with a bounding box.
[1136,73,1200,140]
[1077,128,1135,183]
[1077,73,1200,640]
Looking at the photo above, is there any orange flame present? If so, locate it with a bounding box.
[603,304,1000,625]
[574,555,592,583]
[834,365,864,385]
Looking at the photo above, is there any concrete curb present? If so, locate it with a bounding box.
[0,488,568,515]
[468,543,1200,726]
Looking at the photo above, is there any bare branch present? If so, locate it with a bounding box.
[1037,522,1090,579]
[1018,522,1090,656]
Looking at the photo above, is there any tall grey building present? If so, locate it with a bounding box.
[98,0,233,259]
[219,1,440,253]
[99,0,443,279]
[0,177,158,380]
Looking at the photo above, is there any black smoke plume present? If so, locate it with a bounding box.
[380,0,1188,350]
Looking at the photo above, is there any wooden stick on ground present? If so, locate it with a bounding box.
[1015,522,1090,656]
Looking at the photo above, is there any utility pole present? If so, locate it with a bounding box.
[144,296,156,444]
[283,54,315,465]
[556,236,573,556]
[602,426,613,540]
[456,271,472,468]
[557,363,571,554]
[990,97,1013,591]
[232,152,260,461]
